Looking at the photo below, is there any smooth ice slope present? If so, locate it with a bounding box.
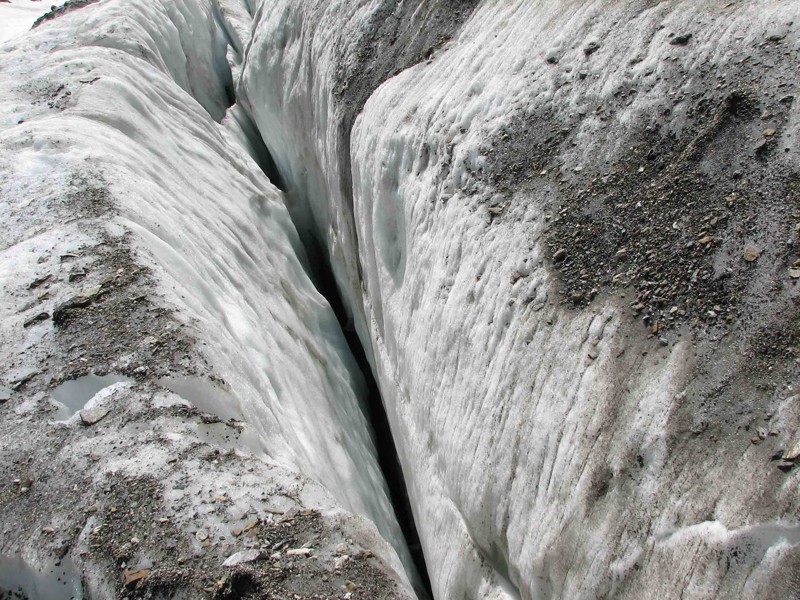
[0,0,414,589]
[243,1,800,598]
[0,0,66,43]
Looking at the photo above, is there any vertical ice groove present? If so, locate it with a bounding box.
[0,0,418,592]
[242,0,800,599]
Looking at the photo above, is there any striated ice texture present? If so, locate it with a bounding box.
[0,0,414,588]
[1,0,799,597]
[242,1,800,598]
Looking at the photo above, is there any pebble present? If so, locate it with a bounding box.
[584,41,601,55]
[782,440,800,461]
[123,569,151,587]
[670,33,692,45]
[553,248,567,262]
[742,247,759,262]
[223,549,263,567]
[80,406,110,425]
[23,312,50,328]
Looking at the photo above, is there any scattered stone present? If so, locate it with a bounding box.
[68,269,87,282]
[766,31,786,42]
[123,569,151,587]
[777,461,795,472]
[42,527,55,534]
[82,285,103,298]
[587,348,599,360]
[23,311,50,328]
[195,529,209,541]
[242,518,259,533]
[743,247,760,262]
[10,369,38,390]
[222,549,263,567]
[28,274,52,289]
[670,33,692,45]
[52,295,92,325]
[583,41,601,55]
[789,268,800,279]
[286,548,311,557]
[783,440,800,461]
[553,248,567,262]
[344,581,358,591]
[698,235,714,245]
[80,406,110,425]
[762,128,777,137]
[487,204,504,216]
[545,50,559,64]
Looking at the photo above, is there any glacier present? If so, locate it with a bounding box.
[1,0,799,598]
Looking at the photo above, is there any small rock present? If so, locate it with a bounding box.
[0,385,12,403]
[223,550,263,567]
[28,274,52,289]
[659,337,669,347]
[777,461,795,472]
[783,440,800,461]
[766,31,786,42]
[553,248,567,262]
[52,295,91,325]
[698,235,714,245]
[23,312,50,328]
[196,529,209,541]
[286,548,311,557]
[587,348,599,360]
[789,268,800,279]
[670,33,692,45]
[242,518,259,532]
[743,247,760,262]
[344,581,358,591]
[42,527,55,534]
[763,128,777,137]
[123,569,151,587]
[80,406,110,425]
[584,41,601,55]
[545,49,559,64]
[82,285,103,298]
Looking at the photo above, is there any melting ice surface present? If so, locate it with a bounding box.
[51,374,133,419]
[0,555,82,600]
[157,376,241,421]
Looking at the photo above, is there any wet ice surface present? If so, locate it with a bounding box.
[51,374,133,418]
[0,555,82,600]
[157,376,241,422]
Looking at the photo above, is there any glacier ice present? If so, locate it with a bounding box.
[1,0,799,598]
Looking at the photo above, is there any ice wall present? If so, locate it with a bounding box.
[243,1,800,598]
[0,0,414,587]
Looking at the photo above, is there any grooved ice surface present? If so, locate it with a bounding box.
[243,1,800,598]
[0,0,413,590]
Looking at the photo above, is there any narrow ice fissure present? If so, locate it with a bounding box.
[301,238,433,599]
[233,111,433,596]
[220,53,433,600]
